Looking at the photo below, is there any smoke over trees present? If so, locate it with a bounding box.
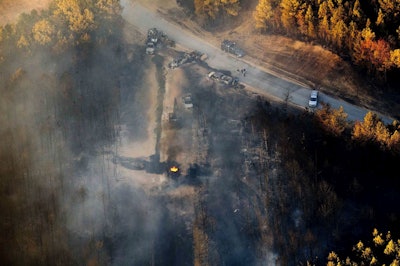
[0,0,123,264]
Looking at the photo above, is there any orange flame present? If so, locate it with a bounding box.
[170,166,179,173]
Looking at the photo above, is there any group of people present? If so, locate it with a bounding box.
[237,68,247,77]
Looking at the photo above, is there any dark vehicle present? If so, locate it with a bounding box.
[221,40,244,57]
[182,94,193,109]
[147,28,159,43]
[208,71,239,86]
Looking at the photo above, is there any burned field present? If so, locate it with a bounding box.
[158,58,278,264]
[97,35,285,264]
[117,39,400,265]
[0,29,357,264]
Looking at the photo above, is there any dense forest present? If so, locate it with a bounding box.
[185,0,400,85]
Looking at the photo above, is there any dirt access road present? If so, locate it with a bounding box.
[121,0,395,124]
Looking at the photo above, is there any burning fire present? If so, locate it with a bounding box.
[170,166,179,173]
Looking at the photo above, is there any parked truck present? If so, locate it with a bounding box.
[221,40,244,57]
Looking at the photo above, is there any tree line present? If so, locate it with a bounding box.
[315,104,400,152]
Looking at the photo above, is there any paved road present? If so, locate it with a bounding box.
[121,0,395,124]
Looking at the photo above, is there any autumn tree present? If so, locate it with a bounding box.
[371,39,392,73]
[352,111,400,150]
[253,0,274,31]
[374,120,390,144]
[381,123,400,151]
[390,49,400,67]
[346,20,359,51]
[32,19,55,45]
[7,11,41,53]
[95,0,122,17]
[280,0,300,33]
[352,20,394,76]
[352,111,381,142]
[221,0,241,16]
[376,8,385,27]
[304,4,316,38]
[53,0,96,42]
[317,1,331,42]
[385,120,400,151]
[351,0,363,22]
[329,5,348,49]
[295,3,308,36]
[17,35,30,50]
[316,105,348,137]
[194,0,241,20]
[387,129,400,151]
[15,12,40,38]
[378,0,400,31]
[94,0,122,43]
